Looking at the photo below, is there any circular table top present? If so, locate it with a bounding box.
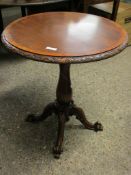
[2,12,128,64]
[0,0,68,7]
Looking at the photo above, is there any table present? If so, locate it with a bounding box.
[0,0,71,33]
[2,12,128,158]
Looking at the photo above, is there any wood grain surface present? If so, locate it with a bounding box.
[2,12,128,63]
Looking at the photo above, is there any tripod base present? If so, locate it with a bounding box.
[26,100,103,159]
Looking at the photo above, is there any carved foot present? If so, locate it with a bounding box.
[53,112,66,159]
[53,146,63,159]
[26,102,56,123]
[94,122,103,132]
[26,114,40,123]
[71,106,103,132]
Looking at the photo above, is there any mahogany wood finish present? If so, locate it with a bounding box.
[26,64,103,158]
[2,12,128,158]
[2,12,127,58]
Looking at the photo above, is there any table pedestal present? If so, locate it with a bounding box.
[26,64,103,158]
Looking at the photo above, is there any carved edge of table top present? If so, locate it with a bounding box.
[2,34,128,64]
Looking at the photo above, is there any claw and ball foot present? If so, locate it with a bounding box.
[71,106,103,132]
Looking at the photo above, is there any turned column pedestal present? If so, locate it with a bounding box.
[26,64,103,158]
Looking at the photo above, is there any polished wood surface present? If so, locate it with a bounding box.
[2,11,128,159]
[3,12,127,59]
[0,0,69,6]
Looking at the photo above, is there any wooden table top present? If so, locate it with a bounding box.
[0,0,68,7]
[2,12,128,64]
